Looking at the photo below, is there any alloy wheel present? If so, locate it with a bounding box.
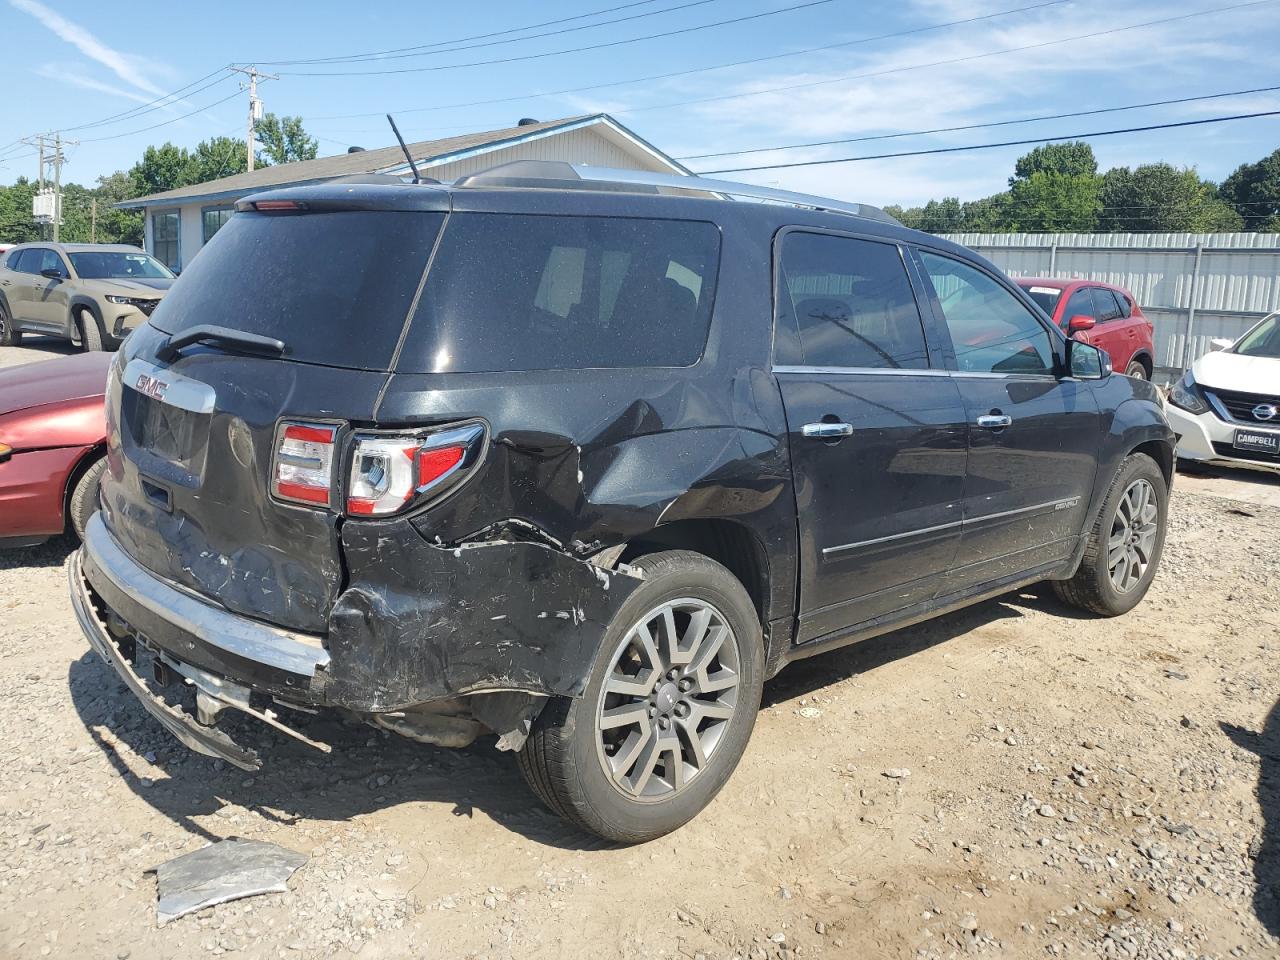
[1108,478,1159,593]
[595,598,741,801]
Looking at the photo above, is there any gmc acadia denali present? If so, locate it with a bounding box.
[70,163,1174,842]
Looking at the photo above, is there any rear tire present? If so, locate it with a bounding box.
[1125,359,1149,380]
[517,550,764,843]
[1053,453,1167,616]
[78,309,105,352]
[69,457,105,542]
[0,303,20,346]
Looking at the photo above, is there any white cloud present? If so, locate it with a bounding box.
[10,0,165,96]
[605,0,1264,204]
[34,62,156,105]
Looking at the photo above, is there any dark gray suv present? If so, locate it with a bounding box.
[70,163,1174,842]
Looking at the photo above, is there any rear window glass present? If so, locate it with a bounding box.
[398,213,721,373]
[149,211,443,370]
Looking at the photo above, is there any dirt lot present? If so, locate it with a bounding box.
[1,342,1278,960]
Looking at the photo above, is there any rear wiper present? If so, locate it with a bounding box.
[156,324,287,363]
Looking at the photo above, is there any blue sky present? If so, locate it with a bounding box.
[1,0,1278,206]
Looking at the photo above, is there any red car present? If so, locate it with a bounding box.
[0,352,109,548]
[1016,278,1156,380]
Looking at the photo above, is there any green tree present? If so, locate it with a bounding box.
[91,171,144,245]
[1100,163,1242,232]
[128,142,197,197]
[1013,141,1099,181]
[1219,148,1280,230]
[255,114,318,166]
[0,178,40,244]
[1007,171,1100,232]
[191,136,249,182]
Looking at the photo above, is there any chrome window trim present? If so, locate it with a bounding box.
[773,364,949,377]
[821,497,1080,557]
[772,364,1058,382]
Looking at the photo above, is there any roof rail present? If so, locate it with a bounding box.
[453,161,901,226]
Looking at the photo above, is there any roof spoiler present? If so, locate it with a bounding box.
[453,161,901,226]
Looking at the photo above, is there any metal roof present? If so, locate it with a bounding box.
[117,114,684,209]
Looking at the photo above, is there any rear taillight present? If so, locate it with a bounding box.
[272,422,337,506]
[346,423,484,517]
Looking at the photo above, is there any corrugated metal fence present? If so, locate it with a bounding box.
[940,232,1280,377]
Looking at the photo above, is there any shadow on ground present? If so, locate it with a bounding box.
[1222,699,1280,937]
[68,582,1090,851]
[0,534,77,571]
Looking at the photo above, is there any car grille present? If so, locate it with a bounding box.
[137,299,160,317]
[1205,387,1280,424]
[1212,442,1280,464]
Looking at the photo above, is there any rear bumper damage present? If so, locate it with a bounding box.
[71,512,642,765]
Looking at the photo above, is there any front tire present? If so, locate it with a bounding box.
[1053,453,1167,616]
[0,303,20,346]
[69,457,105,542]
[78,309,105,352]
[517,550,764,843]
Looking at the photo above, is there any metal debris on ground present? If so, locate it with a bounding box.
[148,838,307,924]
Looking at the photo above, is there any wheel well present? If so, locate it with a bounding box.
[1131,352,1154,377]
[618,519,771,627]
[62,444,105,534]
[1131,438,1173,486]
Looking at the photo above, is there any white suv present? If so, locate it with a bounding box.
[1167,311,1280,473]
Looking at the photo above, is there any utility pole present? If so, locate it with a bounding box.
[51,132,63,241]
[22,133,73,239]
[231,65,278,172]
[91,198,98,243]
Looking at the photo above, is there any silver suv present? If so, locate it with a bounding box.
[0,243,175,350]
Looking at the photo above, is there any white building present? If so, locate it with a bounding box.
[118,114,689,272]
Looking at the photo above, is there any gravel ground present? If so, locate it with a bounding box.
[0,486,1276,959]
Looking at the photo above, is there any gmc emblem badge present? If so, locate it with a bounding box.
[135,372,169,401]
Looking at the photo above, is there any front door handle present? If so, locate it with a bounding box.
[802,422,854,439]
[976,414,1013,429]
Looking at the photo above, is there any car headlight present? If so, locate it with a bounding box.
[105,295,132,304]
[1168,370,1208,415]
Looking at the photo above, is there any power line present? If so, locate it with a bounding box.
[59,68,235,134]
[277,0,839,76]
[307,0,1067,122]
[256,0,725,66]
[696,109,1280,173]
[617,0,1278,116]
[678,84,1280,160]
[78,89,245,144]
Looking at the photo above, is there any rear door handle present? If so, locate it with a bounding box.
[976,414,1013,429]
[802,422,854,438]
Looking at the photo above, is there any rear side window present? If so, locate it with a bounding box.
[150,211,444,371]
[399,214,721,373]
[776,232,928,369]
[1090,288,1122,322]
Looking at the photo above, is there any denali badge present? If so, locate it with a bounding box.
[135,372,170,401]
[1252,403,1278,422]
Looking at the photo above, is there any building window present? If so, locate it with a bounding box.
[202,207,233,244]
[152,211,180,271]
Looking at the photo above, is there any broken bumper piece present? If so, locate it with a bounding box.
[70,513,333,770]
[70,549,264,771]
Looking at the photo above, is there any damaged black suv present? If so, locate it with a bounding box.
[71,162,1173,842]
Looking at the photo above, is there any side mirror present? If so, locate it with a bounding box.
[1209,337,1233,352]
[1069,339,1111,380]
[1068,314,1096,333]
[40,267,63,280]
